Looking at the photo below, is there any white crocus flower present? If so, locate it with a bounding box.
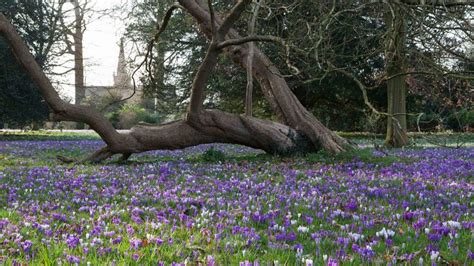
[376,227,395,239]
[445,221,461,229]
[430,251,439,261]
[418,257,424,266]
[297,226,309,233]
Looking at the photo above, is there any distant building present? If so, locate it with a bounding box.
[84,39,142,105]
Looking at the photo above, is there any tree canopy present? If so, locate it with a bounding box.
[0,0,472,159]
[0,0,62,127]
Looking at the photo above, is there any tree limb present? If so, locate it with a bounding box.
[217,35,282,49]
[207,0,217,39]
[217,0,251,38]
[400,0,474,6]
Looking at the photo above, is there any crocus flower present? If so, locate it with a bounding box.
[66,235,80,249]
[21,240,33,252]
[327,257,338,266]
[66,255,80,264]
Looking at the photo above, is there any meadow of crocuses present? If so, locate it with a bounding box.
[0,137,473,265]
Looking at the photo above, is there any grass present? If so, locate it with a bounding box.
[0,131,472,265]
[0,130,101,141]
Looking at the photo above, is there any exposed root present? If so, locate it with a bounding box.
[117,153,132,163]
[56,155,76,163]
[56,146,114,164]
[84,147,114,163]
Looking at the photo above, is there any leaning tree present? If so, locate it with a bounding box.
[0,0,351,162]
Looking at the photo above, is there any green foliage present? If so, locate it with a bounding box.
[306,148,410,165]
[0,39,49,128]
[447,108,473,131]
[125,0,198,117]
[200,147,226,162]
[117,104,161,128]
[0,0,61,128]
[105,110,121,128]
[0,131,100,141]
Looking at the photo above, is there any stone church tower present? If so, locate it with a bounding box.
[113,39,131,90]
[84,38,141,104]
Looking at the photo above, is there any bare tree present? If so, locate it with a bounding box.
[384,0,473,147]
[0,0,350,163]
[288,0,473,147]
[44,0,122,129]
[384,2,409,147]
[70,0,85,109]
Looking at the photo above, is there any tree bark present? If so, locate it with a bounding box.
[384,5,408,147]
[72,0,85,129]
[385,72,408,147]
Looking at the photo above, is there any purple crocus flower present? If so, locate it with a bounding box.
[131,215,143,224]
[66,255,80,264]
[207,255,216,266]
[287,231,297,242]
[413,218,426,230]
[129,238,142,249]
[468,250,474,260]
[21,240,33,252]
[52,213,67,222]
[275,232,286,241]
[344,200,358,212]
[428,233,442,242]
[104,231,115,238]
[327,257,338,266]
[112,236,122,245]
[304,215,314,225]
[66,235,80,249]
[126,225,135,235]
[132,253,140,261]
[403,211,415,221]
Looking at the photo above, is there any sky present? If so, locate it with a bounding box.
[56,0,126,101]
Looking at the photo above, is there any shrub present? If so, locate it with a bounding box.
[115,104,161,129]
[201,147,226,162]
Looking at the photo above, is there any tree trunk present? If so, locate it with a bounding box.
[385,71,408,147]
[384,5,408,147]
[72,0,85,129]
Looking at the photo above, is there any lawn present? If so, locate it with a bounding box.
[0,132,473,265]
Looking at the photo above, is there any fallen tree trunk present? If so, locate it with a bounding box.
[0,0,349,163]
[130,110,312,155]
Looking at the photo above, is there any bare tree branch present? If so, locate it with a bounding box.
[207,0,217,39]
[217,0,251,38]
[217,35,281,49]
